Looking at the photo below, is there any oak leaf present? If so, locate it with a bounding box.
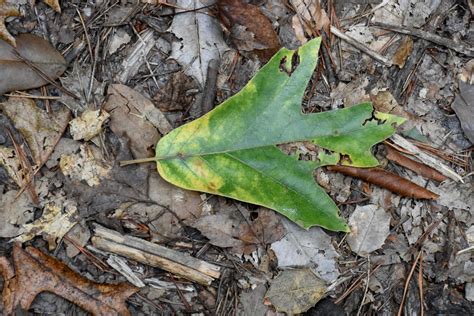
[0,244,138,315]
[152,38,405,232]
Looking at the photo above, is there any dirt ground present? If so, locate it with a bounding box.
[0,0,473,315]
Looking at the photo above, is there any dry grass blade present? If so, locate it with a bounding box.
[327,166,439,200]
[386,146,447,182]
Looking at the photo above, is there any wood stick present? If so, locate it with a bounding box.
[330,25,392,66]
[92,225,221,285]
[372,22,474,57]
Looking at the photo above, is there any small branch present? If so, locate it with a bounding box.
[330,25,392,67]
[372,22,474,57]
[92,225,221,285]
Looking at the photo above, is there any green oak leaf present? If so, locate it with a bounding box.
[155,38,405,232]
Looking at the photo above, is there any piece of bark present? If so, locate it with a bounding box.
[327,166,439,200]
[0,243,138,315]
[386,146,447,182]
[92,225,221,285]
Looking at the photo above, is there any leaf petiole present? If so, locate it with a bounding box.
[119,157,157,166]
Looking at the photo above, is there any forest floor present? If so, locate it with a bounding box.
[0,0,473,315]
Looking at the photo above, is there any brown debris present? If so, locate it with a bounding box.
[217,0,280,61]
[392,37,414,68]
[0,243,138,315]
[0,0,20,47]
[386,146,447,182]
[327,165,439,200]
[41,0,61,12]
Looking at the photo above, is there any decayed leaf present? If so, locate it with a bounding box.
[371,90,411,120]
[392,37,413,68]
[327,165,439,200]
[69,109,110,141]
[154,38,405,231]
[290,0,330,43]
[191,206,285,254]
[0,97,70,165]
[60,145,111,187]
[13,201,78,250]
[105,86,160,158]
[170,0,228,87]
[0,34,67,94]
[271,218,339,282]
[346,204,391,256]
[0,146,28,187]
[238,284,269,315]
[264,268,327,314]
[0,190,34,238]
[217,0,280,61]
[0,244,138,315]
[115,172,203,239]
[0,0,20,46]
[110,84,172,134]
[452,80,474,144]
[386,146,447,182]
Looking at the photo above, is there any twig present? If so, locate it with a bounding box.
[418,252,424,316]
[372,22,474,57]
[92,224,221,285]
[398,250,422,316]
[356,256,370,316]
[198,59,219,116]
[330,25,392,66]
[4,93,61,100]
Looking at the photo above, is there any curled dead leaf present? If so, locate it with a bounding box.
[386,146,447,182]
[327,165,439,200]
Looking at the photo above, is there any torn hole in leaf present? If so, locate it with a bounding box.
[338,153,353,165]
[278,50,300,76]
[277,141,320,162]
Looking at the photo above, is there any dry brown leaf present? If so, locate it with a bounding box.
[0,0,20,46]
[13,201,78,250]
[392,36,413,68]
[105,84,160,158]
[0,97,70,166]
[386,146,447,182]
[371,90,411,119]
[290,0,330,43]
[191,206,285,254]
[69,109,110,141]
[217,0,280,61]
[0,34,67,94]
[327,165,439,200]
[60,145,111,187]
[264,268,327,314]
[0,243,138,315]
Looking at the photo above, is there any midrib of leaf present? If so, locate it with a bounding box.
[155,117,395,161]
